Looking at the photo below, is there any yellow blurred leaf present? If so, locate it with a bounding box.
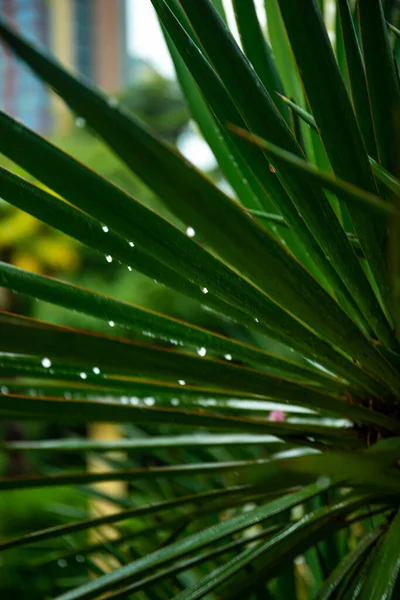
[0,210,41,248]
[35,237,80,271]
[12,252,42,274]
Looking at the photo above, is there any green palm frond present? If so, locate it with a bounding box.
[1,1,400,598]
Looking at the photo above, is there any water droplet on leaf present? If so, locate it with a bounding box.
[75,117,86,128]
[108,96,119,108]
[317,475,331,489]
[75,555,85,563]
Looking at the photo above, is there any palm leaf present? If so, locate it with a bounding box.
[0,2,400,598]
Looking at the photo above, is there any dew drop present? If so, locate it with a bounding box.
[171,398,180,406]
[80,372,87,380]
[129,241,135,247]
[102,225,109,233]
[254,317,259,323]
[106,255,113,263]
[108,96,119,108]
[224,354,232,361]
[127,266,132,271]
[75,554,85,563]
[186,226,196,238]
[41,357,52,368]
[93,367,101,375]
[121,396,129,404]
[130,397,139,405]
[317,475,331,489]
[201,287,208,294]
[178,379,186,386]
[75,117,86,128]
[108,321,115,327]
[197,347,207,357]
[1,386,9,394]
[58,559,67,568]
[64,392,72,399]
[144,397,155,406]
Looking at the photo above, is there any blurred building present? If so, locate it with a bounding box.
[0,0,129,133]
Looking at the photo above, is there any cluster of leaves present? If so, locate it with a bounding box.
[1,0,400,598]
[0,65,188,279]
